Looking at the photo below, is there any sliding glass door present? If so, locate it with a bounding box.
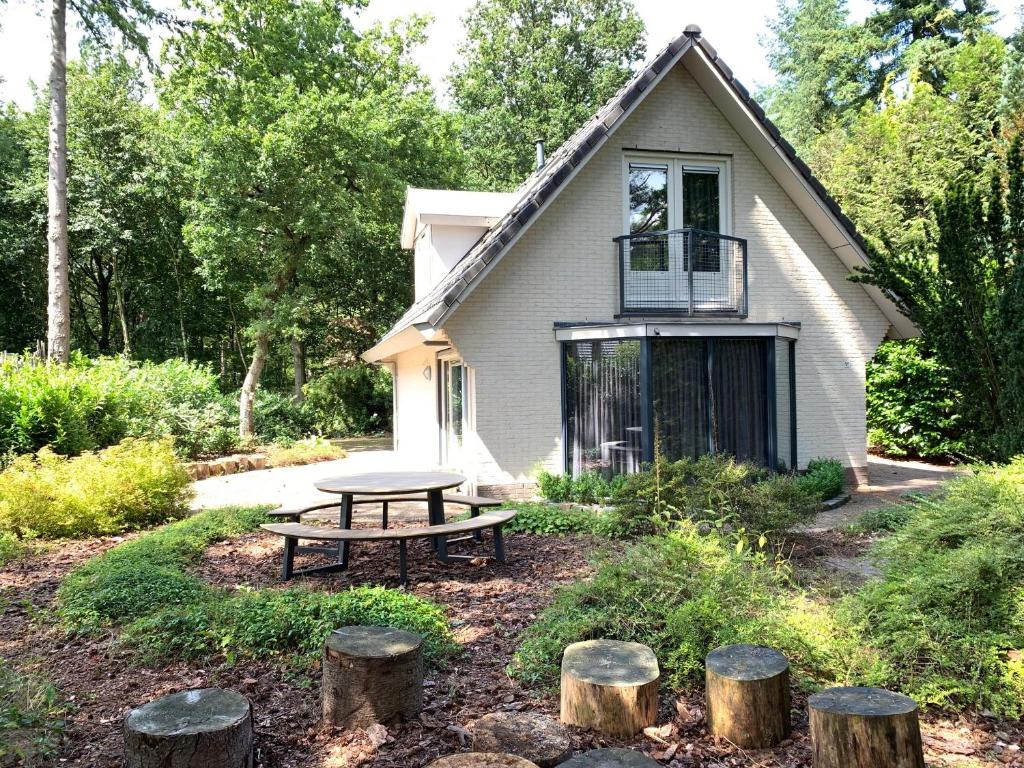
[564,336,790,476]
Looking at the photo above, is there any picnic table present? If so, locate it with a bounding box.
[314,470,466,531]
[261,470,515,584]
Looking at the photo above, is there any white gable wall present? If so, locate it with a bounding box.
[414,224,489,301]
[422,62,889,484]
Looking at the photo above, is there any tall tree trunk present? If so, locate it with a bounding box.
[292,338,306,401]
[113,251,131,355]
[46,0,70,363]
[239,333,269,439]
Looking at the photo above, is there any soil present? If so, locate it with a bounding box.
[2,520,1022,768]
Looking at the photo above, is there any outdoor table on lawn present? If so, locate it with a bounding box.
[314,470,466,563]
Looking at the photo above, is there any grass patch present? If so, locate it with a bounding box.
[57,505,456,667]
[0,438,192,539]
[0,532,29,567]
[0,667,66,766]
[845,503,915,534]
[500,502,616,536]
[264,436,346,467]
[842,459,1024,715]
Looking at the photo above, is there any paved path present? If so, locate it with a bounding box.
[190,437,449,525]
[801,455,964,533]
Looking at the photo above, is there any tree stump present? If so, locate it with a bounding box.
[471,712,572,767]
[808,686,925,768]
[705,643,791,748]
[557,747,660,767]
[559,639,659,737]
[427,754,539,768]
[123,687,253,768]
[322,625,424,729]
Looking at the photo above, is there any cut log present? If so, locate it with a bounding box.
[427,754,539,768]
[559,639,659,737]
[557,747,661,767]
[471,711,571,767]
[705,643,791,748]
[808,686,925,768]
[249,454,267,470]
[123,687,253,768]
[322,625,424,729]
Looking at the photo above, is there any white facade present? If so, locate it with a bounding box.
[376,42,902,490]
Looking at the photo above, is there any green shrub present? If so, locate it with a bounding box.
[0,532,26,566]
[843,459,1024,715]
[303,364,393,436]
[58,505,456,667]
[0,438,192,539]
[610,454,819,537]
[797,458,845,501]
[0,667,66,765]
[866,340,965,459]
[0,354,238,461]
[500,502,616,536]
[536,470,624,504]
[249,390,317,443]
[509,525,873,691]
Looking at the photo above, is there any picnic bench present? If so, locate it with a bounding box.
[267,492,502,531]
[261,509,517,585]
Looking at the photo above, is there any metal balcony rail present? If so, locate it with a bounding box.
[614,228,748,316]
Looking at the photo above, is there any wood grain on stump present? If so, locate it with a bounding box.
[123,687,253,768]
[705,643,791,748]
[471,712,571,767]
[808,686,924,768]
[559,639,659,737]
[557,747,661,767]
[322,625,424,729]
[426,754,539,767]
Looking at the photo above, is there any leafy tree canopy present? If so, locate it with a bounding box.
[448,0,646,191]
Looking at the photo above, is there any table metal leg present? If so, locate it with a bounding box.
[339,494,353,569]
[427,489,447,561]
[382,500,389,530]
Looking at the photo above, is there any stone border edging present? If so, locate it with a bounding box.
[186,453,268,480]
[820,492,852,511]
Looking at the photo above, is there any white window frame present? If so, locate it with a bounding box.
[438,351,472,467]
[622,152,732,236]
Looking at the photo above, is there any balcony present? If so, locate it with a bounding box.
[614,228,747,316]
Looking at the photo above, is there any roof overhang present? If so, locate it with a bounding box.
[554,321,801,342]
[400,187,518,249]
[362,324,446,363]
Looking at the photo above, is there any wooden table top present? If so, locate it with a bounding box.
[314,471,466,495]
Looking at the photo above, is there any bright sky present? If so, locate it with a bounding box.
[1,0,1022,110]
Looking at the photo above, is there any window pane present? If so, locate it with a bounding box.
[629,164,669,234]
[564,340,642,477]
[682,170,719,232]
[651,338,708,461]
[449,363,463,445]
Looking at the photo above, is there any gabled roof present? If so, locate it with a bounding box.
[365,25,915,363]
[400,188,518,248]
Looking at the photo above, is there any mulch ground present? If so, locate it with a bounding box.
[2,524,1022,768]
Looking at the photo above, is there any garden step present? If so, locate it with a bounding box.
[427,754,539,767]
[557,747,660,767]
[809,686,924,768]
[123,687,253,768]
[471,711,571,767]
[705,644,791,748]
[559,639,659,737]
[322,626,423,729]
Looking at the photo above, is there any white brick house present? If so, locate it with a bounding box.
[363,26,914,494]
